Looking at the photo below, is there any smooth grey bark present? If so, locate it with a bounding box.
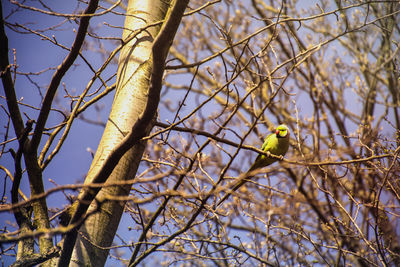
[69,1,171,266]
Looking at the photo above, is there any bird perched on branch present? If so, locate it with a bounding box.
[216,124,290,207]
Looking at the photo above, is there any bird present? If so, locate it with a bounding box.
[216,124,290,207]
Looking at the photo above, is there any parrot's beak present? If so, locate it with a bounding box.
[275,130,280,135]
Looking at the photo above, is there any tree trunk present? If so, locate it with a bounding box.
[69,1,170,265]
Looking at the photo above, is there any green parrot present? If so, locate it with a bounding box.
[216,124,290,207]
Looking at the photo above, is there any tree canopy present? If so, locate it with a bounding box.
[1,0,399,266]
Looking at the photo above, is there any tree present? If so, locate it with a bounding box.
[1,0,399,266]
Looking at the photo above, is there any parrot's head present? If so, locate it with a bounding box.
[275,124,289,138]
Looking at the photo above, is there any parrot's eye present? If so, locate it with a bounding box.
[279,129,287,137]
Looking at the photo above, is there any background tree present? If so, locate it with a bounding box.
[1,0,399,266]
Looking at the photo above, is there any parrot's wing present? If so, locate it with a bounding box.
[260,133,274,151]
[247,133,274,172]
